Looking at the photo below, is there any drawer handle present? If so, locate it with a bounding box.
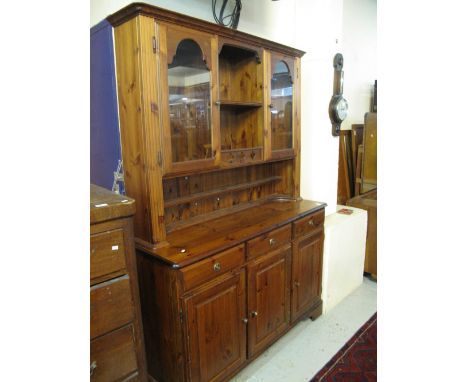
[269,238,276,246]
[213,262,221,272]
[251,311,258,318]
[90,361,97,376]
[308,220,315,226]
[294,281,301,287]
[242,318,249,324]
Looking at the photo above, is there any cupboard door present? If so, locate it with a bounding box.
[291,229,324,322]
[185,271,246,382]
[159,23,220,174]
[247,246,291,358]
[266,52,296,159]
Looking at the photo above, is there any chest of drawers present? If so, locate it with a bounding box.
[90,185,147,381]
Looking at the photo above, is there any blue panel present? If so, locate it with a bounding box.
[90,20,123,192]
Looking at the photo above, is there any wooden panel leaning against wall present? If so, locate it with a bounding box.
[88,3,328,382]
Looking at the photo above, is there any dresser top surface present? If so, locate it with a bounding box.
[142,198,326,268]
[90,184,135,224]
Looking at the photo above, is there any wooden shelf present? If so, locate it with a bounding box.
[164,176,282,208]
[218,100,262,108]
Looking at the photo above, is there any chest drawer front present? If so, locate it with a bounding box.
[181,244,245,292]
[91,275,135,339]
[90,324,138,382]
[91,229,127,281]
[293,210,325,238]
[247,224,291,260]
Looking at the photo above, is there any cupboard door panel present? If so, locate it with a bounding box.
[268,53,296,159]
[291,230,323,322]
[159,23,220,174]
[185,271,246,382]
[247,246,291,357]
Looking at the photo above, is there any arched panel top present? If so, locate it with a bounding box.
[218,41,261,64]
[168,39,209,71]
[165,24,214,70]
[272,59,293,86]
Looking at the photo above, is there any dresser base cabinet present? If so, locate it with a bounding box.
[136,201,325,382]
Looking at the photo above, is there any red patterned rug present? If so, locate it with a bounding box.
[310,313,377,382]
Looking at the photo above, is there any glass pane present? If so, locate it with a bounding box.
[271,60,293,151]
[168,39,212,163]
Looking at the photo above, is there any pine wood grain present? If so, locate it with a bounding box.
[142,199,325,267]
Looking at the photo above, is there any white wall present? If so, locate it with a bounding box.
[341,0,377,130]
[295,0,342,213]
[90,0,343,213]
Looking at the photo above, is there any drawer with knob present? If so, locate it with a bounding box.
[180,244,245,292]
[246,224,291,260]
[292,210,325,239]
[90,324,138,382]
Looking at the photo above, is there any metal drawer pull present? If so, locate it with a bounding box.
[242,318,248,324]
[90,361,97,376]
[269,238,276,246]
[213,262,221,272]
[308,220,315,226]
[251,311,258,318]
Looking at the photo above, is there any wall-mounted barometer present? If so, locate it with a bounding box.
[329,53,348,136]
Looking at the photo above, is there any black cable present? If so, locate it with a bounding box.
[212,0,242,29]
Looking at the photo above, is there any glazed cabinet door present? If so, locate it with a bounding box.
[291,229,324,322]
[159,22,220,175]
[247,245,291,358]
[184,270,246,382]
[265,52,297,160]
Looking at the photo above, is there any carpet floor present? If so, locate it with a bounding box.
[310,312,377,382]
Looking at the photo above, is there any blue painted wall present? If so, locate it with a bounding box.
[90,20,122,192]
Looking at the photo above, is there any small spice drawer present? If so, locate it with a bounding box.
[293,210,325,239]
[90,229,127,282]
[90,275,135,339]
[90,324,139,382]
[180,244,245,292]
[247,224,291,260]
